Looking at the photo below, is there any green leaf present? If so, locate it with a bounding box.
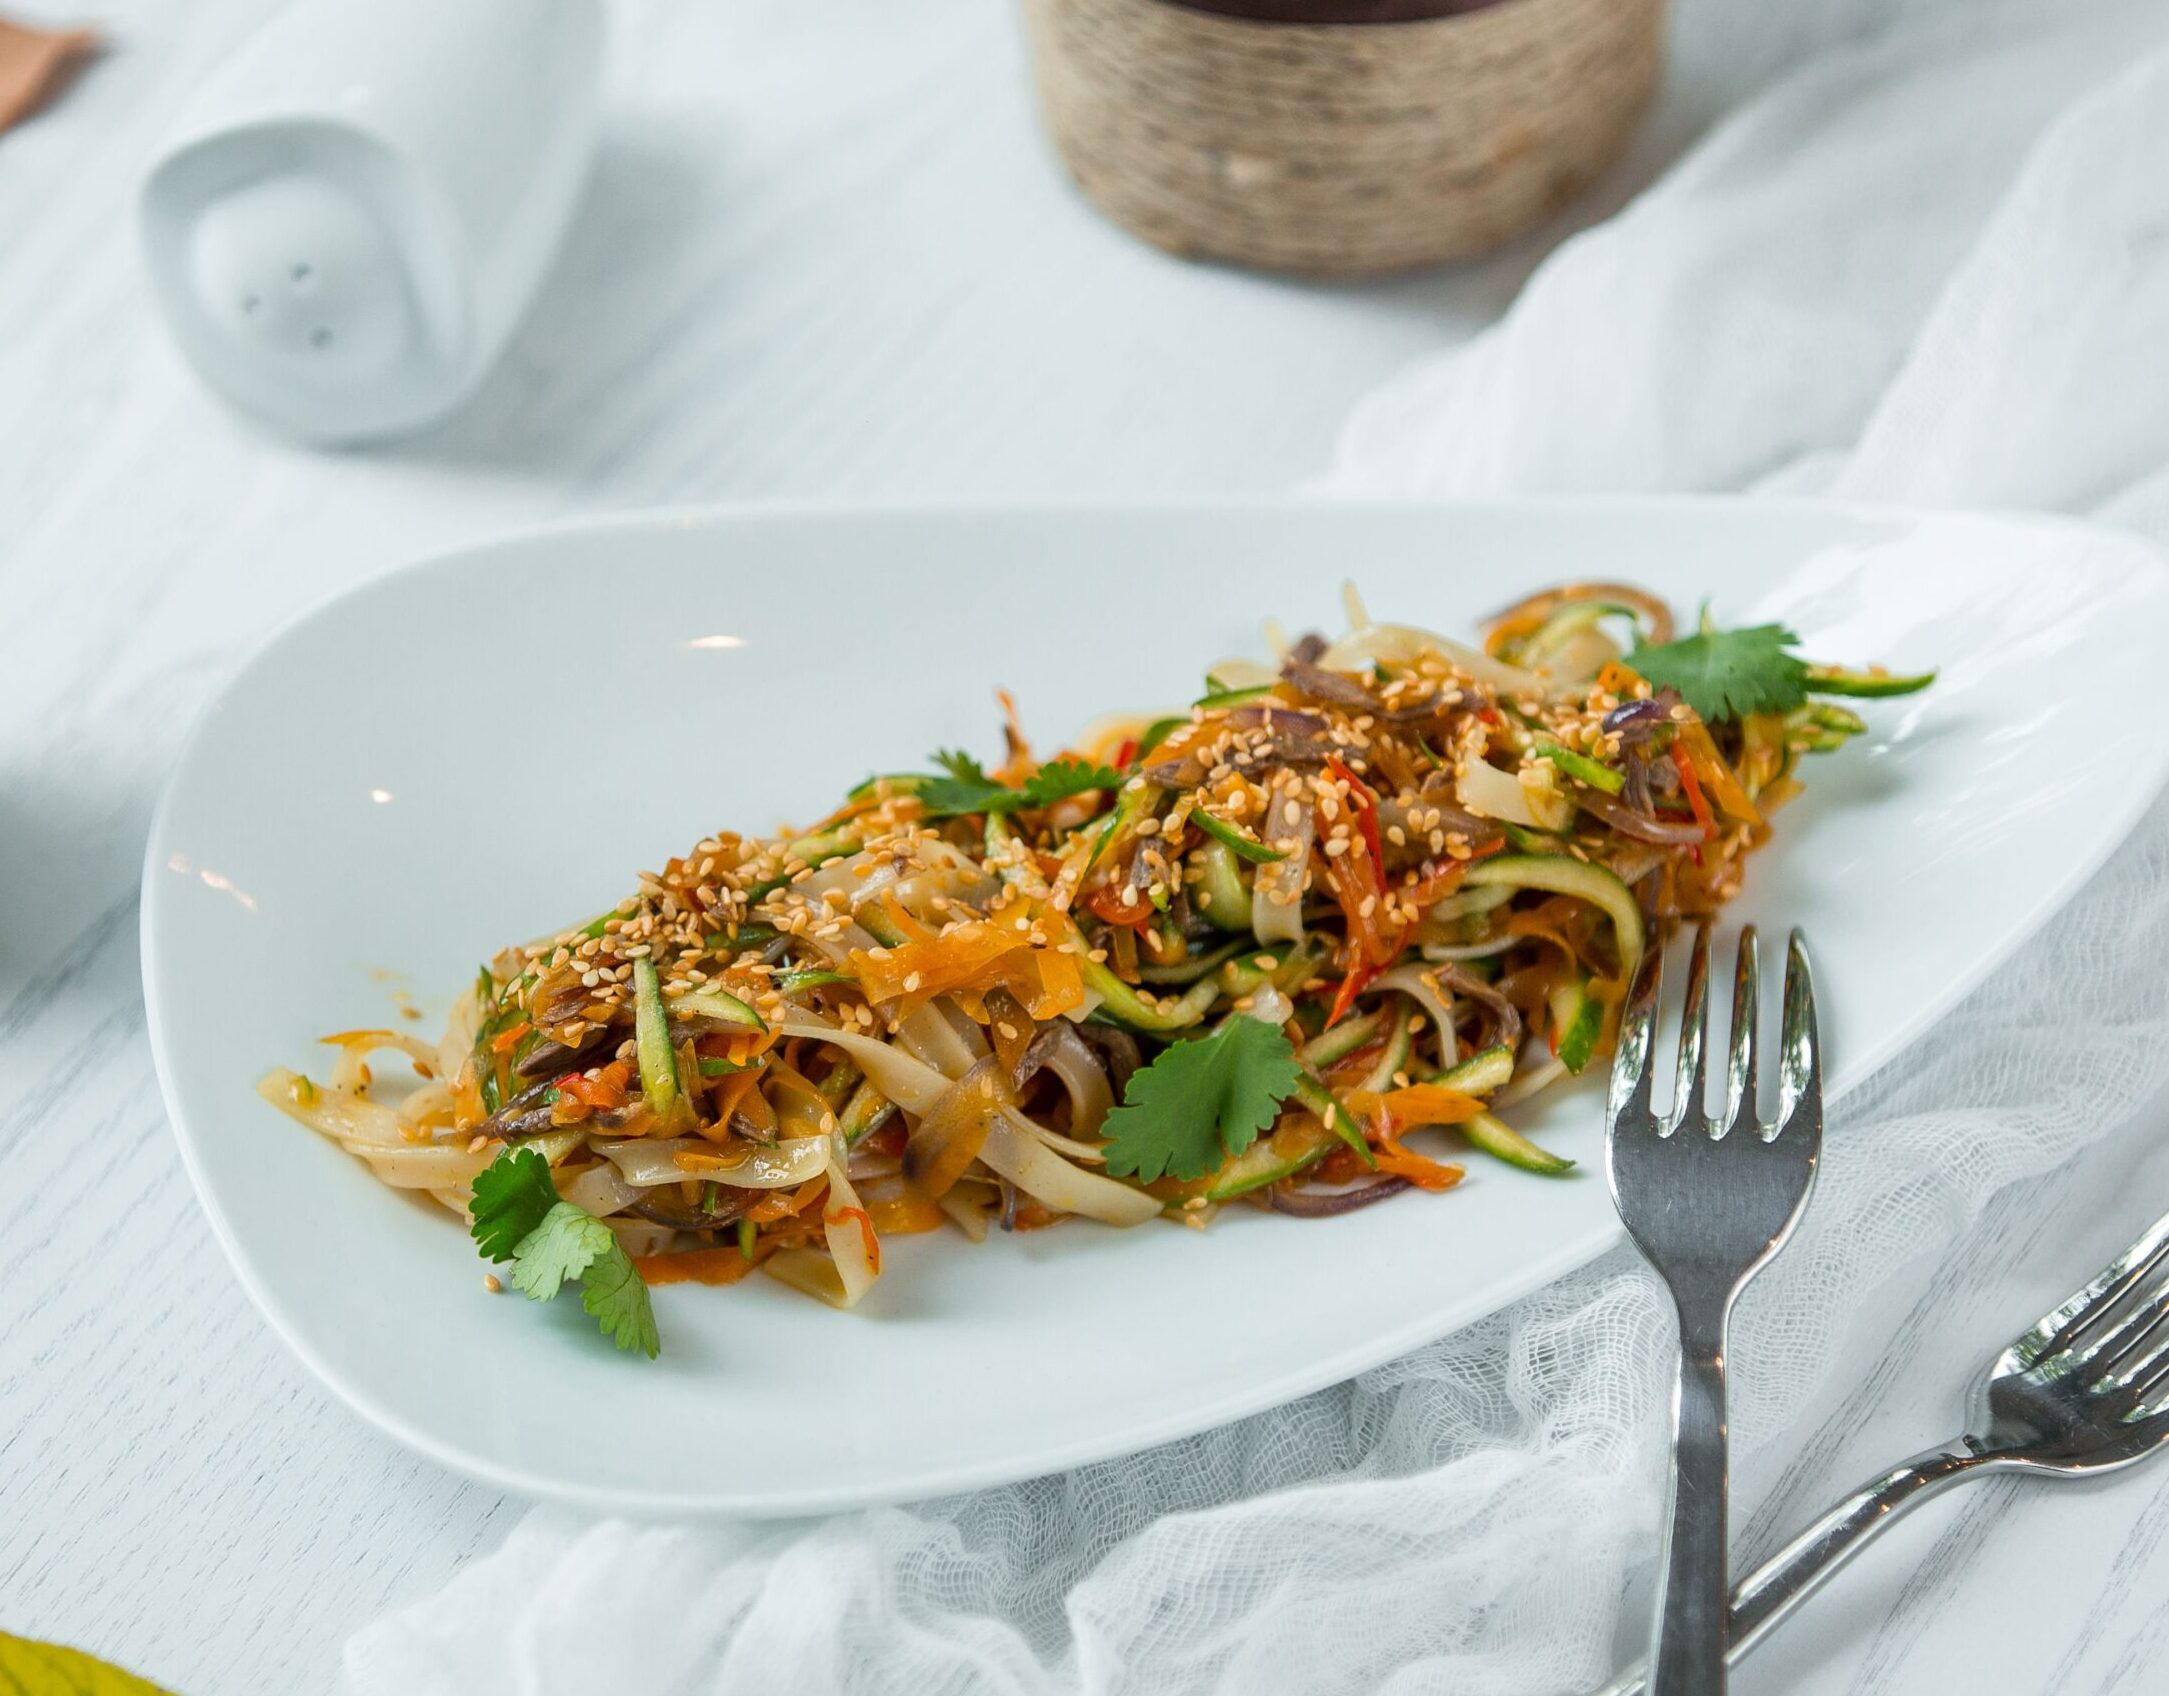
[931,748,990,784]
[581,1241,662,1357]
[507,1201,618,1302]
[1020,758,1123,808]
[468,1146,662,1358]
[469,1146,559,1262]
[917,775,1012,816]
[1100,1017,1304,1184]
[1628,623,1810,722]
[919,755,1124,819]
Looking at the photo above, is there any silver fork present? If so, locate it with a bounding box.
[1597,1205,2169,1695]
[1607,922,1823,1696]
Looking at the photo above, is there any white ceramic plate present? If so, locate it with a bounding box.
[143,498,2169,1515]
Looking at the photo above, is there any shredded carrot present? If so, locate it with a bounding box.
[862,1192,945,1235]
[1326,959,1379,1030]
[1670,741,1715,840]
[557,1060,631,1111]
[744,1177,829,1224]
[994,688,1032,774]
[636,1245,764,1286]
[671,1147,752,1173]
[1369,1138,1466,1191]
[488,1020,531,1054]
[849,895,1084,1020]
[880,889,938,945]
[712,1065,763,1129]
[1326,756,1386,880]
[1681,721,1762,825]
[1484,610,1549,657]
[452,1064,484,1129]
[1370,1082,1485,1131]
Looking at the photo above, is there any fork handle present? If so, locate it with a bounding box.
[1598,1443,1987,1696]
[1650,1310,1733,1696]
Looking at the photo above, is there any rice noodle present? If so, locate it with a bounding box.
[1456,757,1542,828]
[1251,789,1313,945]
[557,1160,639,1218]
[1022,1021,1113,1137]
[1370,967,1460,1069]
[821,1160,880,1307]
[938,1185,993,1243]
[595,1135,831,1189]
[259,576,1908,1328]
[982,1111,1160,1226]
[905,1056,1008,1196]
[778,1018,950,1113]
[1318,622,1546,697]
[1420,935,1522,962]
[1492,1054,1570,1108]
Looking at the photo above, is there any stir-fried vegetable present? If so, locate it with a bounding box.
[261,582,1928,1354]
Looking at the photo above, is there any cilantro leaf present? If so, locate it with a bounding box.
[1100,1017,1304,1184]
[580,1239,663,1358]
[507,1201,617,1302]
[1628,623,1809,722]
[469,1147,661,1358]
[1019,758,1123,808]
[469,1146,559,1261]
[917,771,1013,817]
[918,755,1123,819]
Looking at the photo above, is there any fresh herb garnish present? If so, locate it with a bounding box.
[931,748,989,783]
[469,1144,558,1258]
[1628,622,1809,722]
[1099,1017,1304,1184]
[470,1147,660,1358]
[918,754,1124,819]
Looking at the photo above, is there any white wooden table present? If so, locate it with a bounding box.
[6,2,2168,1690]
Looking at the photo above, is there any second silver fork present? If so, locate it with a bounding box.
[1607,923,1824,1696]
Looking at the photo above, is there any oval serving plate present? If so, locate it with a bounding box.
[143,497,2169,1515]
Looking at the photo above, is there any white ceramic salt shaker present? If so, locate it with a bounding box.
[139,0,603,445]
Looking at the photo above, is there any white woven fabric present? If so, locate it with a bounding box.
[347,2,2169,1690]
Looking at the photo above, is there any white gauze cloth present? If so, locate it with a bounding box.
[348,1,2169,1690]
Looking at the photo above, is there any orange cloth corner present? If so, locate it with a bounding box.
[0,14,97,134]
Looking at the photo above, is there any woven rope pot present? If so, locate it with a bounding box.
[1020,0,1665,276]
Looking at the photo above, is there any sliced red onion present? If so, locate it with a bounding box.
[1269,1176,1411,1217]
[1576,788,1710,846]
[1083,1025,1142,1096]
[1434,963,1524,1053]
[1602,696,1673,740]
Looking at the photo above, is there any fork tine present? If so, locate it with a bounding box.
[2080,1278,2169,1381]
[1725,927,1760,1139]
[2100,1307,2169,1402]
[2040,1211,2169,1358]
[1608,924,1665,1131]
[1777,930,1820,1137]
[1670,921,1713,1135]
